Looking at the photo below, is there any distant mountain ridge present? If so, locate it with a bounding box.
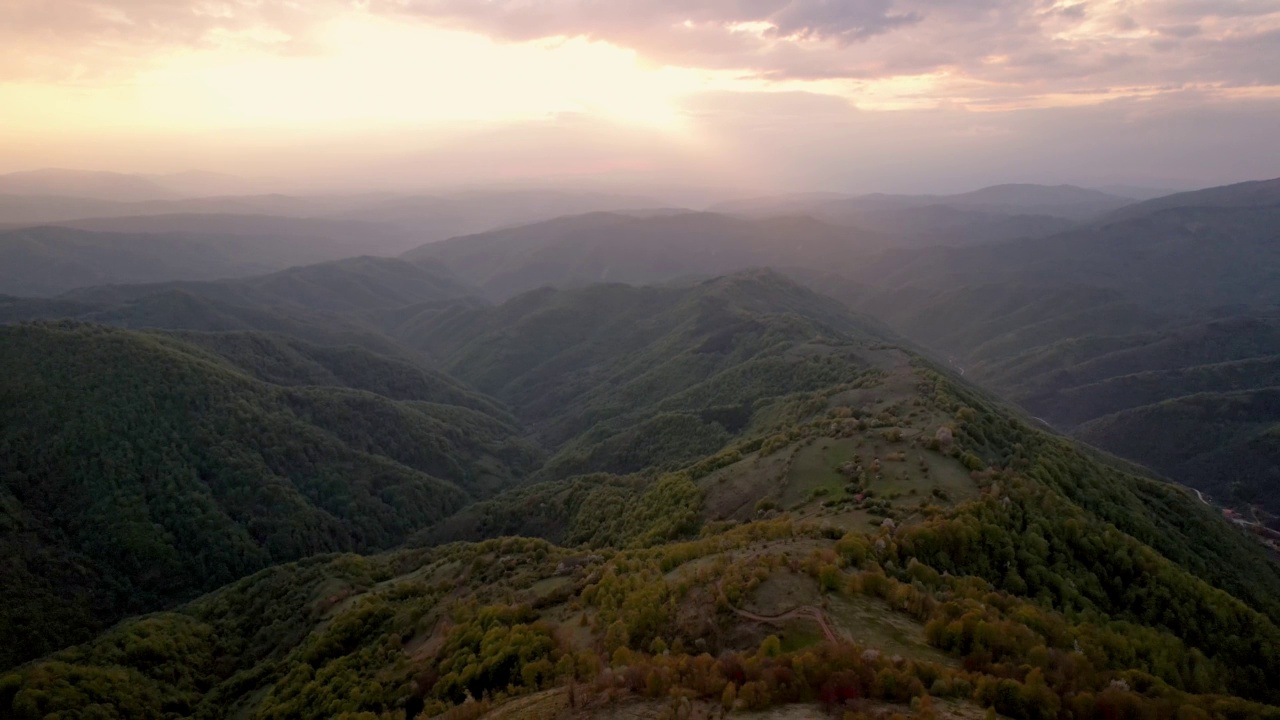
[60,255,480,314]
[0,186,672,237]
[714,182,1132,216]
[0,223,435,297]
[0,255,481,357]
[711,183,1136,246]
[404,211,886,299]
[1100,177,1280,223]
[0,169,181,202]
[828,176,1280,524]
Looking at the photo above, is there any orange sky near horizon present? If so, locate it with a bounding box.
[2,1,1279,190]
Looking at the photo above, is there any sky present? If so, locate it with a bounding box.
[2,0,1279,194]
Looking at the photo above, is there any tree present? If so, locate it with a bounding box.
[760,636,782,659]
[722,682,737,711]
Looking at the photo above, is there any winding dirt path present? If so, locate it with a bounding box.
[717,579,840,644]
[729,605,839,644]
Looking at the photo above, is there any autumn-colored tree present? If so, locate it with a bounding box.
[760,635,782,659]
[721,682,737,710]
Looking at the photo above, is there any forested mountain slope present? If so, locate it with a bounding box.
[393,178,1280,523]
[6,176,1280,719]
[0,323,539,668]
[1074,388,1280,511]
[401,270,898,478]
[825,178,1280,521]
[848,204,1280,320]
[7,281,1280,718]
[0,256,480,353]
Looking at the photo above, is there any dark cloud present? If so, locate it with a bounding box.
[387,1,922,44]
[1162,0,1280,19]
[1051,2,1088,19]
[1159,23,1203,38]
[767,0,922,42]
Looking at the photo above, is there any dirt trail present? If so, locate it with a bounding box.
[729,605,839,644]
[718,580,840,644]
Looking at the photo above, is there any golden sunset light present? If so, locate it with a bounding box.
[2,0,1274,187]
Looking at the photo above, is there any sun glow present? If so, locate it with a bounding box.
[1,11,736,141]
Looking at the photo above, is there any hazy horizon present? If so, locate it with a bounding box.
[0,164,1222,205]
[5,1,1279,195]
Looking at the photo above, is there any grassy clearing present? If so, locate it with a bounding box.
[780,438,859,508]
[744,570,822,615]
[699,451,790,521]
[778,620,824,653]
[528,576,571,599]
[825,594,955,667]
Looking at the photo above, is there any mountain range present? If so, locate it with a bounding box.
[3,174,1280,719]
[711,183,1137,246]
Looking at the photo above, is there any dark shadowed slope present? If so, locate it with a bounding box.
[1,255,485,360]
[0,322,538,669]
[0,214,470,297]
[829,177,1280,520]
[1075,388,1280,512]
[401,271,915,483]
[0,225,332,297]
[848,204,1280,320]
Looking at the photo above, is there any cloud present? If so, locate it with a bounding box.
[0,0,332,81]
[2,0,1277,191]
[384,1,922,45]
[376,0,1280,102]
[8,0,1280,108]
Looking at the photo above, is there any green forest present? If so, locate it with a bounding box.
[4,265,1280,720]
